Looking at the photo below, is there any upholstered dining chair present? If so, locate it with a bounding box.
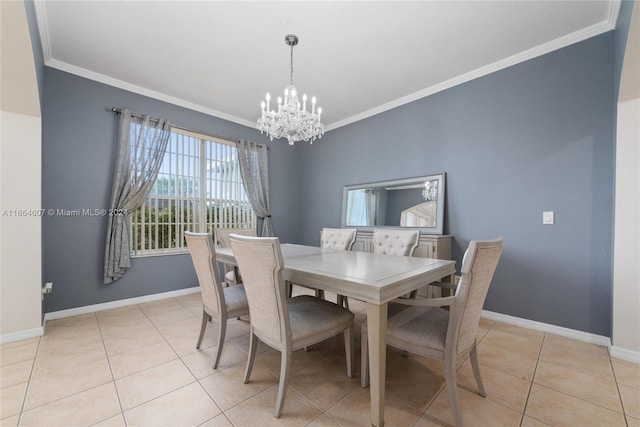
[361,238,504,427]
[184,231,249,369]
[216,227,256,286]
[286,228,357,303]
[321,227,357,308]
[372,228,420,256]
[229,234,355,418]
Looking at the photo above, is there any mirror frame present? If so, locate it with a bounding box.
[341,173,446,234]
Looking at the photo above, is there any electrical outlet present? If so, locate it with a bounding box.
[43,282,53,294]
[543,211,554,225]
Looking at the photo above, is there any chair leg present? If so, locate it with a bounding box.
[337,295,350,310]
[314,289,325,299]
[286,281,293,298]
[344,326,353,378]
[444,355,464,427]
[243,332,258,384]
[360,327,369,388]
[469,343,486,397]
[196,310,208,349]
[274,348,292,418]
[212,315,226,369]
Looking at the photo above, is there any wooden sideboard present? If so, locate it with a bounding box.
[351,230,452,260]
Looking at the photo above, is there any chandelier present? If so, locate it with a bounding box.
[422,180,438,201]
[257,34,324,145]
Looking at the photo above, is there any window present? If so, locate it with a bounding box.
[131,127,255,256]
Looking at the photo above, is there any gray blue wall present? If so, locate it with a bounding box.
[37,23,622,337]
[41,68,299,313]
[294,32,615,336]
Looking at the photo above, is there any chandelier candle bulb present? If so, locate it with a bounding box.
[303,94,307,111]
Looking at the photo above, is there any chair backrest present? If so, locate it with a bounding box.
[448,238,504,355]
[216,227,256,248]
[229,235,290,349]
[372,229,420,256]
[184,232,225,315]
[321,228,357,251]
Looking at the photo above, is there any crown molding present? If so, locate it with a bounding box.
[34,0,622,133]
[325,14,619,131]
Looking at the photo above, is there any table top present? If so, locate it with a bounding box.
[216,243,455,304]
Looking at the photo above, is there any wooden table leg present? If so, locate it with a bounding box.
[367,302,388,427]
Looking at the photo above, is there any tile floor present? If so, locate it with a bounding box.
[1,288,638,427]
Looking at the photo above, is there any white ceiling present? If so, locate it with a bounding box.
[34,1,619,132]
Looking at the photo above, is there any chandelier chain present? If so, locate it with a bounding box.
[290,44,294,86]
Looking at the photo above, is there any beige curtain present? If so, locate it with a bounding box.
[103,109,170,283]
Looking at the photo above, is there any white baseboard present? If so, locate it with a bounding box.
[43,287,200,322]
[481,310,612,347]
[609,345,640,364]
[0,326,45,345]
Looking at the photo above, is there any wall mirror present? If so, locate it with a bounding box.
[341,173,446,234]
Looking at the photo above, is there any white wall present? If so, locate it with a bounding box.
[612,3,640,361]
[0,1,43,342]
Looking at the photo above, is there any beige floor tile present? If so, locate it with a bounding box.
[31,340,107,378]
[426,385,522,427]
[413,414,449,427]
[457,359,530,412]
[154,315,204,339]
[140,301,196,326]
[0,338,39,352]
[19,383,120,427]
[525,383,626,427]
[612,358,640,389]
[620,382,640,419]
[477,342,538,381]
[0,343,38,367]
[305,414,341,426]
[23,358,113,410]
[0,360,33,388]
[326,386,423,427]
[44,313,98,331]
[288,357,360,411]
[115,359,195,410]
[108,341,178,379]
[384,349,445,410]
[0,382,27,419]
[0,415,19,427]
[181,344,247,379]
[124,382,221,426]
[481,322,544,359]
[256,347,327,378]
[539,334,613,381]
[200,361,277,410]
[95,304,146,320]
[628,416,640,427]
[198,413,234,427]
[520,415,551,426]
[224,385,321,427]
[36,327,103,356]
[92,413,127,427]
[102,326,166,358]
[534,360,622,412]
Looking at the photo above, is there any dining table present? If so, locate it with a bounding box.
[215,243,456,427]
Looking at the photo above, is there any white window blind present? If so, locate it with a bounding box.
[131,127,255,256]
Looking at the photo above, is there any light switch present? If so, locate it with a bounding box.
[543,211,554,225]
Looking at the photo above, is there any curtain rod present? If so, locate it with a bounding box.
[110,108,269,149]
